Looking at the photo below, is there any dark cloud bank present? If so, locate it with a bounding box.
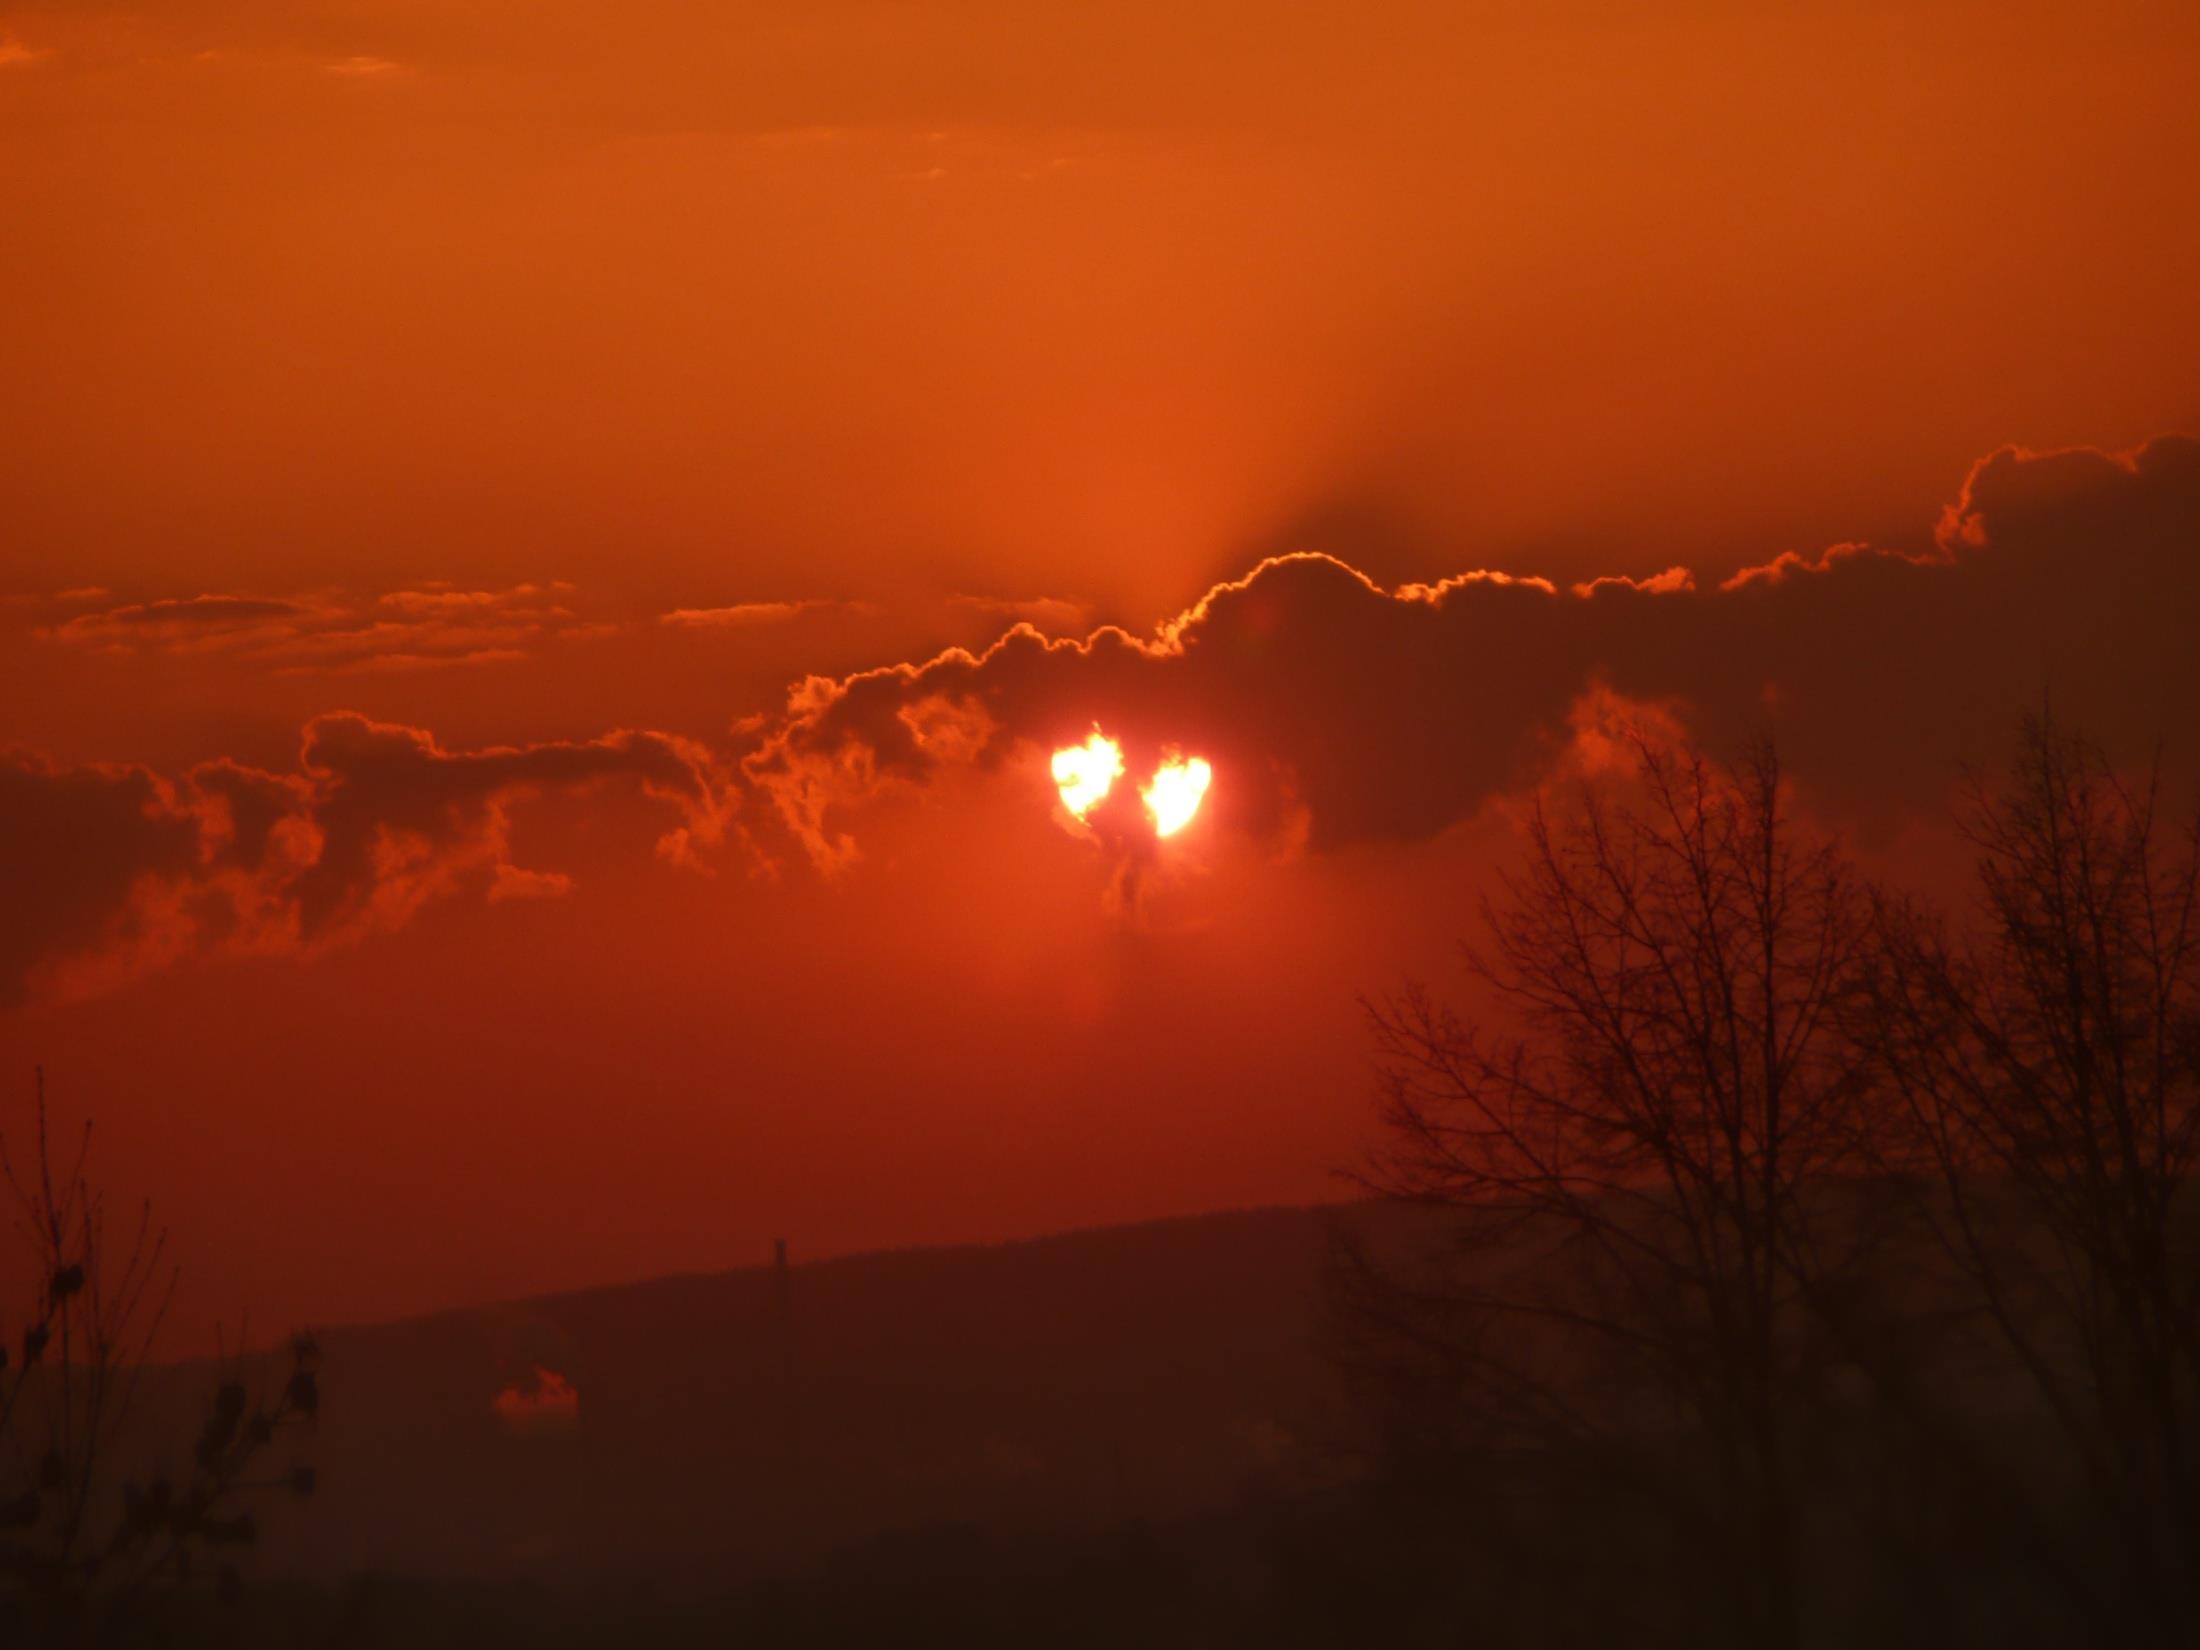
[748,436,2200,862]
[6,437,2196,1004]
[0,717,729,1007]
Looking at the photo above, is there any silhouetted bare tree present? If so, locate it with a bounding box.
[1,1069,319,1645]
[1861,715,2200,1643]
[1349,736,1872,1648]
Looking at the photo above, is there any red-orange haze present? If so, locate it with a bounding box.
[1,0,2197,1345]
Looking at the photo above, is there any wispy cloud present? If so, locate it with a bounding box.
[658,600,830,628]
[39,582,604,673]
[0,34,53,70]
[323,54,407,78]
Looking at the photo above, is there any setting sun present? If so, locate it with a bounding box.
[1141,754,1213,837]
[1050,730,1123,821]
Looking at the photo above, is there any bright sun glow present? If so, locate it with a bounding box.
[1050,730,1124,821]
[1141,753,1212,837]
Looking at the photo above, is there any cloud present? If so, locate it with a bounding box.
[12,435,2194,999]
[489,864,575,902]
[658,600,830,628]
[0,717,735,1007]
[1716,542,1892,593]
[37,583,603,673]
[491,1367,580,1436]
[947,594,1095,632]
[743,435,2200,867]
[376,583,573,616]
[1571,566,1695,599]
[61,594,308,632]
[0,754,207,1009]
[286,713,730,937]
[741,553,1594,868]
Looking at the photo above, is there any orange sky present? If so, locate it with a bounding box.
[3,1,2197,1341]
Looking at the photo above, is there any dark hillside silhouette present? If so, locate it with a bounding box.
[168,1204,1381,1588]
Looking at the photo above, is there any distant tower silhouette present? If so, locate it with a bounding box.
[773,1237,790,1330]
[771,1238,798,1459]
